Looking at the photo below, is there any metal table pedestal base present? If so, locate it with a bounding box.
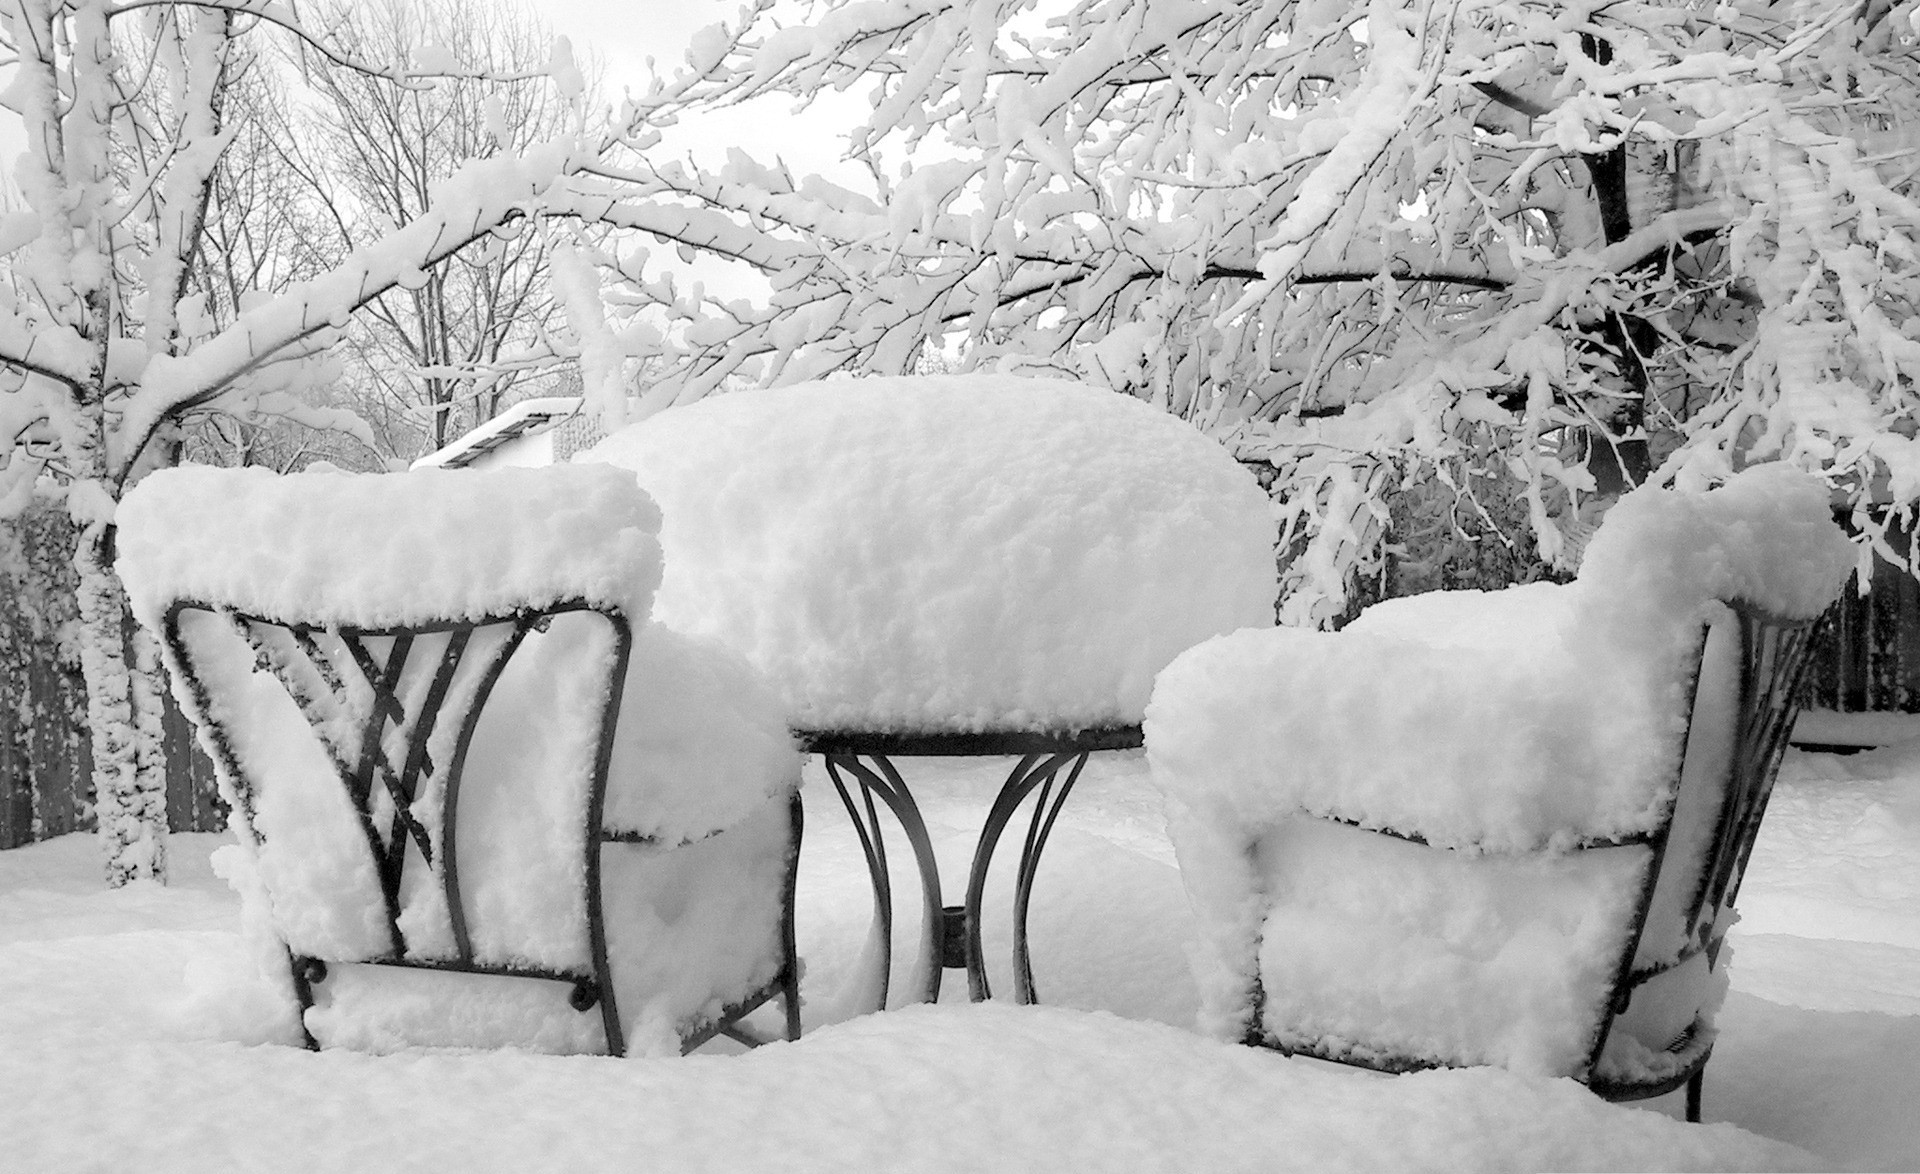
[801,726,1142,1011]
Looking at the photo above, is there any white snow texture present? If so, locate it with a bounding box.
[114,463,801,1055]
[583,373,1280,734]
[1145,464,1854,1078]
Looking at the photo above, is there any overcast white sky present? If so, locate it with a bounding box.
[0,0,859,205]
[541,0,859,180]
[542,0,724,79]
[0,1,863,311]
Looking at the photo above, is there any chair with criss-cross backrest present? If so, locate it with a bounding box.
[1145,464,1853,1120]
[118,463,803,1057]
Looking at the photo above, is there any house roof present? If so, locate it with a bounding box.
[408,398,585,471]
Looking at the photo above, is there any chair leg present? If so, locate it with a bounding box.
[287,952,323,1051]
[783,790,804,1041]
[782,962,803,1042]
[1686,1069,1704,1123]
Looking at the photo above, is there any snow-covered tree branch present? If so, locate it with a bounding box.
[592,0,1920,624]
[0,0,679,885]
[284,0,599,458]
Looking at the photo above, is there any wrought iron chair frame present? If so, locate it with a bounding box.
[161,597,803,1057]
[1241,599,1820,1123]
[797,725,1142,1008]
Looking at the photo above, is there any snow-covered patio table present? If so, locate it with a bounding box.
[585,374,1278,1007]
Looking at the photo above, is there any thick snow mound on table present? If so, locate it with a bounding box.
[583,375,1278,733]
[1145,465,1853,1071]
[116,463,663,631]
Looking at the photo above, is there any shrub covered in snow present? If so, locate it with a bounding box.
[1145,464,1853,1078]
[583,374,1280,733]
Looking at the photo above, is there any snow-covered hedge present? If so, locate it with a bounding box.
[583,374,1280,733]
[1145,464,1853,1076]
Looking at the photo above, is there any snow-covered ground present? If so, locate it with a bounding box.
[2,745,1916,1172]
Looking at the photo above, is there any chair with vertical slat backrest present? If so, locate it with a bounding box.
[1145,465,1854,1120]
[118,463,803,1056]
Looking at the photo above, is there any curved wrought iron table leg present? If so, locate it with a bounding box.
[1011,753,1088,1003]
[826,753,945,1008]
[963,751,1087,1003]
[825,756,893,1012]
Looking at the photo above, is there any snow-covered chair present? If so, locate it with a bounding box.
[116,464,804,1057]
[1145,465,1854,1119]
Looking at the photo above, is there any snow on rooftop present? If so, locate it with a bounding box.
[409,397,585,471]
[581,374,1279,734]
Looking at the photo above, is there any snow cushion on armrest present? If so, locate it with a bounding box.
[1146,464,1854,854]
[1147,584,1647,853]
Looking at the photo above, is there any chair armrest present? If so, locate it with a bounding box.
[601,624,802,844]
[1146,610,1694,853]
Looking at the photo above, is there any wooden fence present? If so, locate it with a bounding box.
[1802,520,1920,714]
[1,505,221,850]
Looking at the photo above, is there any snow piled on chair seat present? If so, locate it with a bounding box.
[1144,464,1853,1075]
[1250,818,1655,1075]
[115,463,665,630]
[115,464,802,1056]
[582,374,1279,734]
[602,624,801,843]
[301,796,796,1058]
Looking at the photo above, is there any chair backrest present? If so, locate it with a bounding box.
[116,462,673,1054]
[159,599,637,1053]
[1585,600,1821,1092]
[1552,469,1850,1084]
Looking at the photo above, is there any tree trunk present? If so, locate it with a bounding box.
[73,528,168,886]
[128,617,174,840]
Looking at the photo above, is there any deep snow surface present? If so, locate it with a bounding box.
[1,746,1916,1172]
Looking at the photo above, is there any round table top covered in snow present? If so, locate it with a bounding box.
[583,374,1278,734]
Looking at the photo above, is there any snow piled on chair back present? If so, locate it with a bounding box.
[1145,464,1853,1075]
[1576,462,1856,627]
[116,463,663,630]
[115,464,802,1053]
[1557,464,1856,842]
[120,464,666,966]
[1151,465,1852,855]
